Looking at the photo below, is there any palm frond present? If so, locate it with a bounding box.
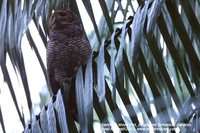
[0,0,200,132]
[0,106,6,133]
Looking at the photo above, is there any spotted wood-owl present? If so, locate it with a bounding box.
[47,10,92,118]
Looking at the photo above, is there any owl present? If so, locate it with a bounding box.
[47,9,92,119]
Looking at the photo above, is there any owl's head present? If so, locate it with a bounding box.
[49,10,79,30]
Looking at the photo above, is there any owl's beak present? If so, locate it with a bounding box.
[51,17,58,29]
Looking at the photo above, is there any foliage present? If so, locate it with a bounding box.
[0,0,200,132]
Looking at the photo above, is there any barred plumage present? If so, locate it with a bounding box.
[47,10,92,120]
[47,10,92,94]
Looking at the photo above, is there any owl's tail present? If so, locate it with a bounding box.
[62,78,78,122]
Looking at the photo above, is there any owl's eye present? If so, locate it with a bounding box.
[59,12,66,16]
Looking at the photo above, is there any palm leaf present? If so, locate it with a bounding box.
[0,0,200,132]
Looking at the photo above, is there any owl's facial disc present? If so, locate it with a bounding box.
[49,10,74,29]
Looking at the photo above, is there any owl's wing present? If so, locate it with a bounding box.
[60,40,82,79]
[63,35,92,78]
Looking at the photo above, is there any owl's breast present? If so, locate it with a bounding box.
[47,33,92,84]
